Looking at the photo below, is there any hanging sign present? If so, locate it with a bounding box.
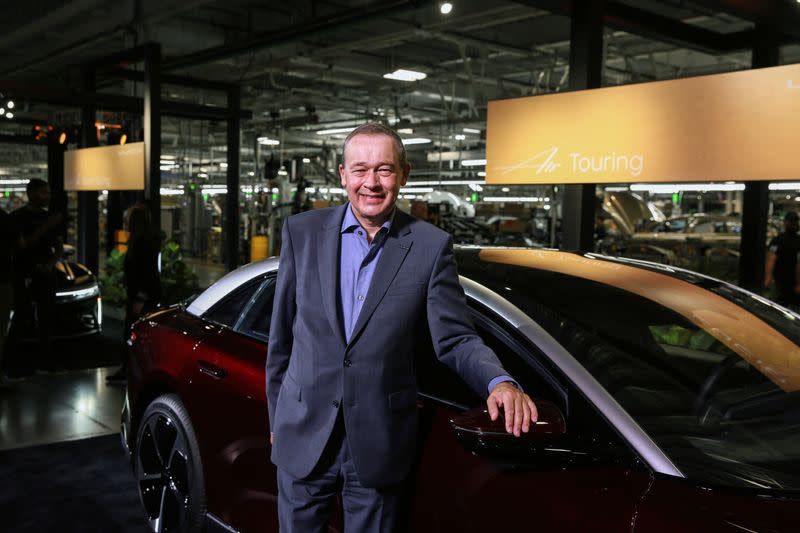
[486,63,800,184]
[64,142,145,191]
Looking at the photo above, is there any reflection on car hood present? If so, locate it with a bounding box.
[477,248,800,392]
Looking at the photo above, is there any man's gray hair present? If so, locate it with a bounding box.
[342,123,408,169]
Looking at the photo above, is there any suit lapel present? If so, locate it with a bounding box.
[318,205,348,347]
[347,211,414,348]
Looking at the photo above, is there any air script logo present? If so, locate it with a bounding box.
[497,147,644,178]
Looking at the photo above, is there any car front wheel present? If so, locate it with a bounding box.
[135,394,206,533]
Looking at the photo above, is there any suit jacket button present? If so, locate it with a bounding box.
[344,359,352,367]
[332,400,340,408]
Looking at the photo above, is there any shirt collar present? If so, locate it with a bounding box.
[341,203,395,235]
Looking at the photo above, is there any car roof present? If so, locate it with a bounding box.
[186,256,278,316]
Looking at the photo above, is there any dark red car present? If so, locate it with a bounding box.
[121,248,800,533]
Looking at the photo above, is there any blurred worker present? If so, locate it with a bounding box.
[11,179,64,372]
[107,204,161,383]
[765,211,800,307]
[0,208,22,382]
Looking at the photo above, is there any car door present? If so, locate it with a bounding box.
[192,275,277,532]
[409,307,652,532]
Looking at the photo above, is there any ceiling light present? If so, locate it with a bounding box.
[220,162,228,169]
[407,180,484,186]
[630,183,744,193]
[769,182,800,190]
[454,134,466,140]
[248,171,255,176]
[477,171,486,177]
[315,127,354,135]
[402,137,431,145]
[397,128,414,134]
[6,101,14,109]
[440,2,453,14]
[302,157,311,163]
[463,128,480,134]
[58,132,67,145]
[5,112,13,119]
[119,133,127,145]
[257,136,280,145]
[0,108,4,115]
[383,69,427,82]
[400,187,434,193]
[461,159,486,167]
[483,197,545,202]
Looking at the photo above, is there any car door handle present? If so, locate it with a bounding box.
[198,360,228,380]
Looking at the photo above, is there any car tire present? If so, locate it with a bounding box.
[135,394,206,533]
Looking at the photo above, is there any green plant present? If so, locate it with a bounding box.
[99,248,127,307]
[160,240,200,306]
[98,240,200,308]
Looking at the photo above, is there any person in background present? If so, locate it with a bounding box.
[764,211,800,307]
[11,179,63,373]
[0,208,22,383]
[106,204,161,383]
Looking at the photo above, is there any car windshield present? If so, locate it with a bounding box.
[459,249,800,491]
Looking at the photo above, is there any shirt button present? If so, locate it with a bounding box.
[344,359,352,367]
[357,230,363,236]
[358,295,364,301]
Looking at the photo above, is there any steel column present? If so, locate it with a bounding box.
[143,43,162,231]
[562,0,604,252]
[224,86,241,271]
[738,24,779,290]
[78,68,99,273]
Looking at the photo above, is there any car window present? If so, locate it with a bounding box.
[204,276,264,328]
[417,312,562,411]
[236,277,276,341]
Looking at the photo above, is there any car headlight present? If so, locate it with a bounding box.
[56,284,101,302]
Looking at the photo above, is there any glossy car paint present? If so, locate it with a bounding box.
[125,249,800,533]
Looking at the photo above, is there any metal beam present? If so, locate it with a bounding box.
[78,67,99,274]
[144,44,161,232]
[738,23,779,291]
[225,86,241,271]
[562,0,604,253]
[101,68,238,92]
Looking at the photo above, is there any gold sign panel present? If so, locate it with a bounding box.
[64,142,145,191]
[486,64,800,184]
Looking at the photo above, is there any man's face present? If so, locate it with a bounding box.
[31,185,51,208]
[340,134,409,226]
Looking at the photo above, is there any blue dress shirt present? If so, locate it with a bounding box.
[338,204,515,394]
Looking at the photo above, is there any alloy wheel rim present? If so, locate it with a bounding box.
[136,412,191,533]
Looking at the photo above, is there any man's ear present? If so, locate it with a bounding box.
[400,164,411,187]
[339,164,346,187]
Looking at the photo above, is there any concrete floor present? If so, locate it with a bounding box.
[0,367,124,451]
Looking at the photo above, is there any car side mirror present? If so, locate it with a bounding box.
[449,399,565,458]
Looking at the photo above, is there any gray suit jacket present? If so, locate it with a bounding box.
[266,204,507,488]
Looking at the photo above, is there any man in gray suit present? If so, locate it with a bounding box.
[267,123,537,533]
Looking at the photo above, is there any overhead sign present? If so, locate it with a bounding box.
[486,63,800,184]
[64,142,145,191]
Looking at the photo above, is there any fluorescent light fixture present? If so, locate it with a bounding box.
[315,127,355,135]
[0,178,29,185]
[160,155,176,160]
[401,194,417,199]
[402,137,431,145]
[318,187,345,194]
[397,128,413,134]
[278,170,288,176]
[630,183,744,193]
[219,162,228,169]
[406,180,485,186]
[160,165,175,171]
[383,69,427,82]
[454,134,466,140]
[477,171,486,177]
[305,187,316,193]
[483,197,546,202]
[604,186,629,192]
[302,158,311,163]
[463,128,480,134]
[461,159,486,167]
[468,184,483,192]
[248,171,255,176]
[440,2,453,15]
[501,187,510,192]
[400,187,434,193]
[160,187,184,196]
[197,173,209,178]
[769,182,800,190]
[257,136,280,145]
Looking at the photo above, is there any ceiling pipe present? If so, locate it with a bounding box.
[164,0,438,72]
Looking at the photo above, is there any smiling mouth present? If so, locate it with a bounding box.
[359,192,384,200]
